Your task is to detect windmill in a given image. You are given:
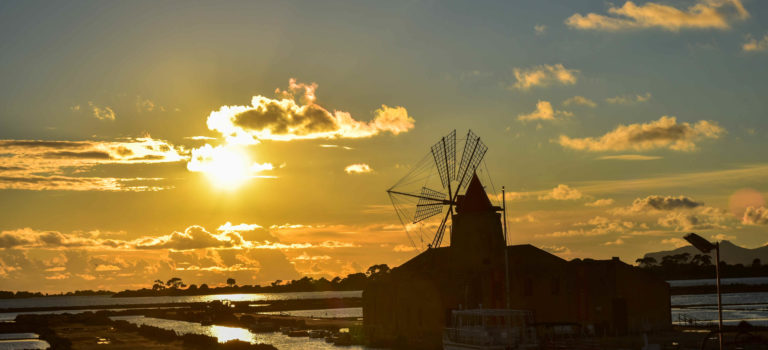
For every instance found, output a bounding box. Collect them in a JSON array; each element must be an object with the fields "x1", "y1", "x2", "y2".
[{"x1": 387, "y1": 129, "x2": 489, "y2": 251}]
